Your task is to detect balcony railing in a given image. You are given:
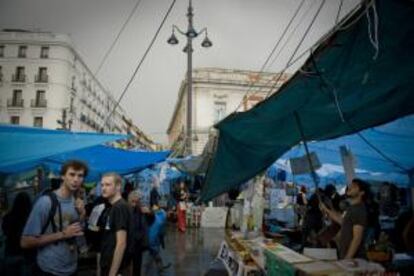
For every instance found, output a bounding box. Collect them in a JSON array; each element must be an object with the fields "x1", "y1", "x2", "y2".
[
  {"x1": 12, "y1": 74, "x2": 26, "y2": 82},
  {"x1": 7, "y1": 98, "x2": 24, "y2": 107},
  {"x1": 35, "y1": 74, "x2": 49, "y2": 83},
  {"x1": 30, "y1": 99, "x2": 47, "y2": 108}
]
